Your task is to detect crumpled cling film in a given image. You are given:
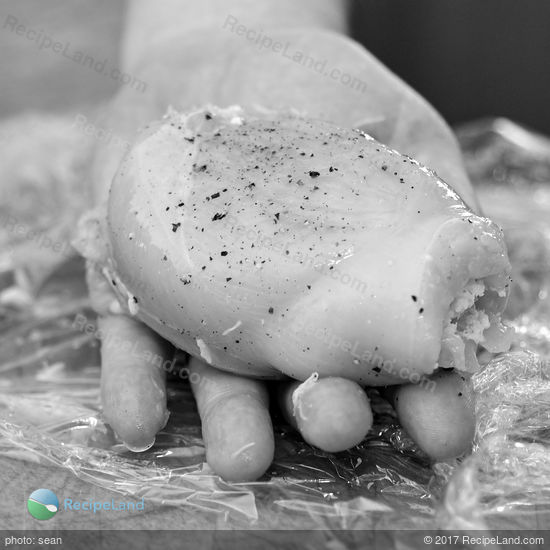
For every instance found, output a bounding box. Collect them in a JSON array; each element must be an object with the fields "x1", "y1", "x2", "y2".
[{"x1": 0, "y1": 114, "x2": 549, "y2": 534}]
